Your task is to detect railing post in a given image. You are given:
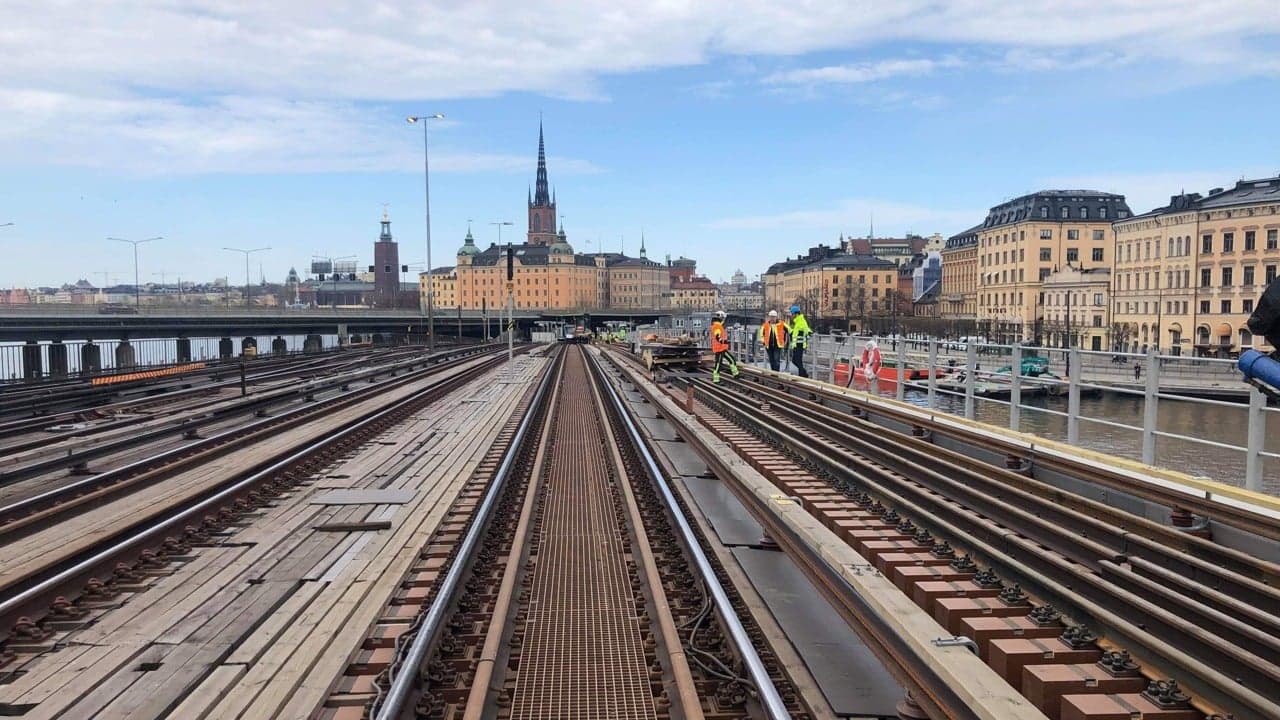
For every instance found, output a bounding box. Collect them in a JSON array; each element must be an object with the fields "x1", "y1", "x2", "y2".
[
  {"x1": 964, "y1": 342, "x2": 976, "y2": 420},
  {"x1": 896, "y1": 339, "x2": 906, "y2": 401},
  {"x1": 1067, "y1": 347, "x2": 1080, "y2": 445},
  {"x1": 1142, "y1": 347, "x2": 1159, "y2": 465},
  {"x1": 927, "y1": 339, "x2": 938, "y2": 410},
  {"x1": 1245, "y1": 385, "x2": 1265, "y2": 492},
  {"x1": 1010, "y1": 342, "x2": 1022, "y2": 432}
]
